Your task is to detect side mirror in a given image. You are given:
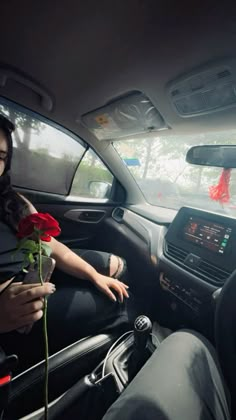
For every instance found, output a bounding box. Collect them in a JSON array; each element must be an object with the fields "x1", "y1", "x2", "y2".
[{"x1": 88, "y1": 181, "x2": 112, "y2": 198}]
